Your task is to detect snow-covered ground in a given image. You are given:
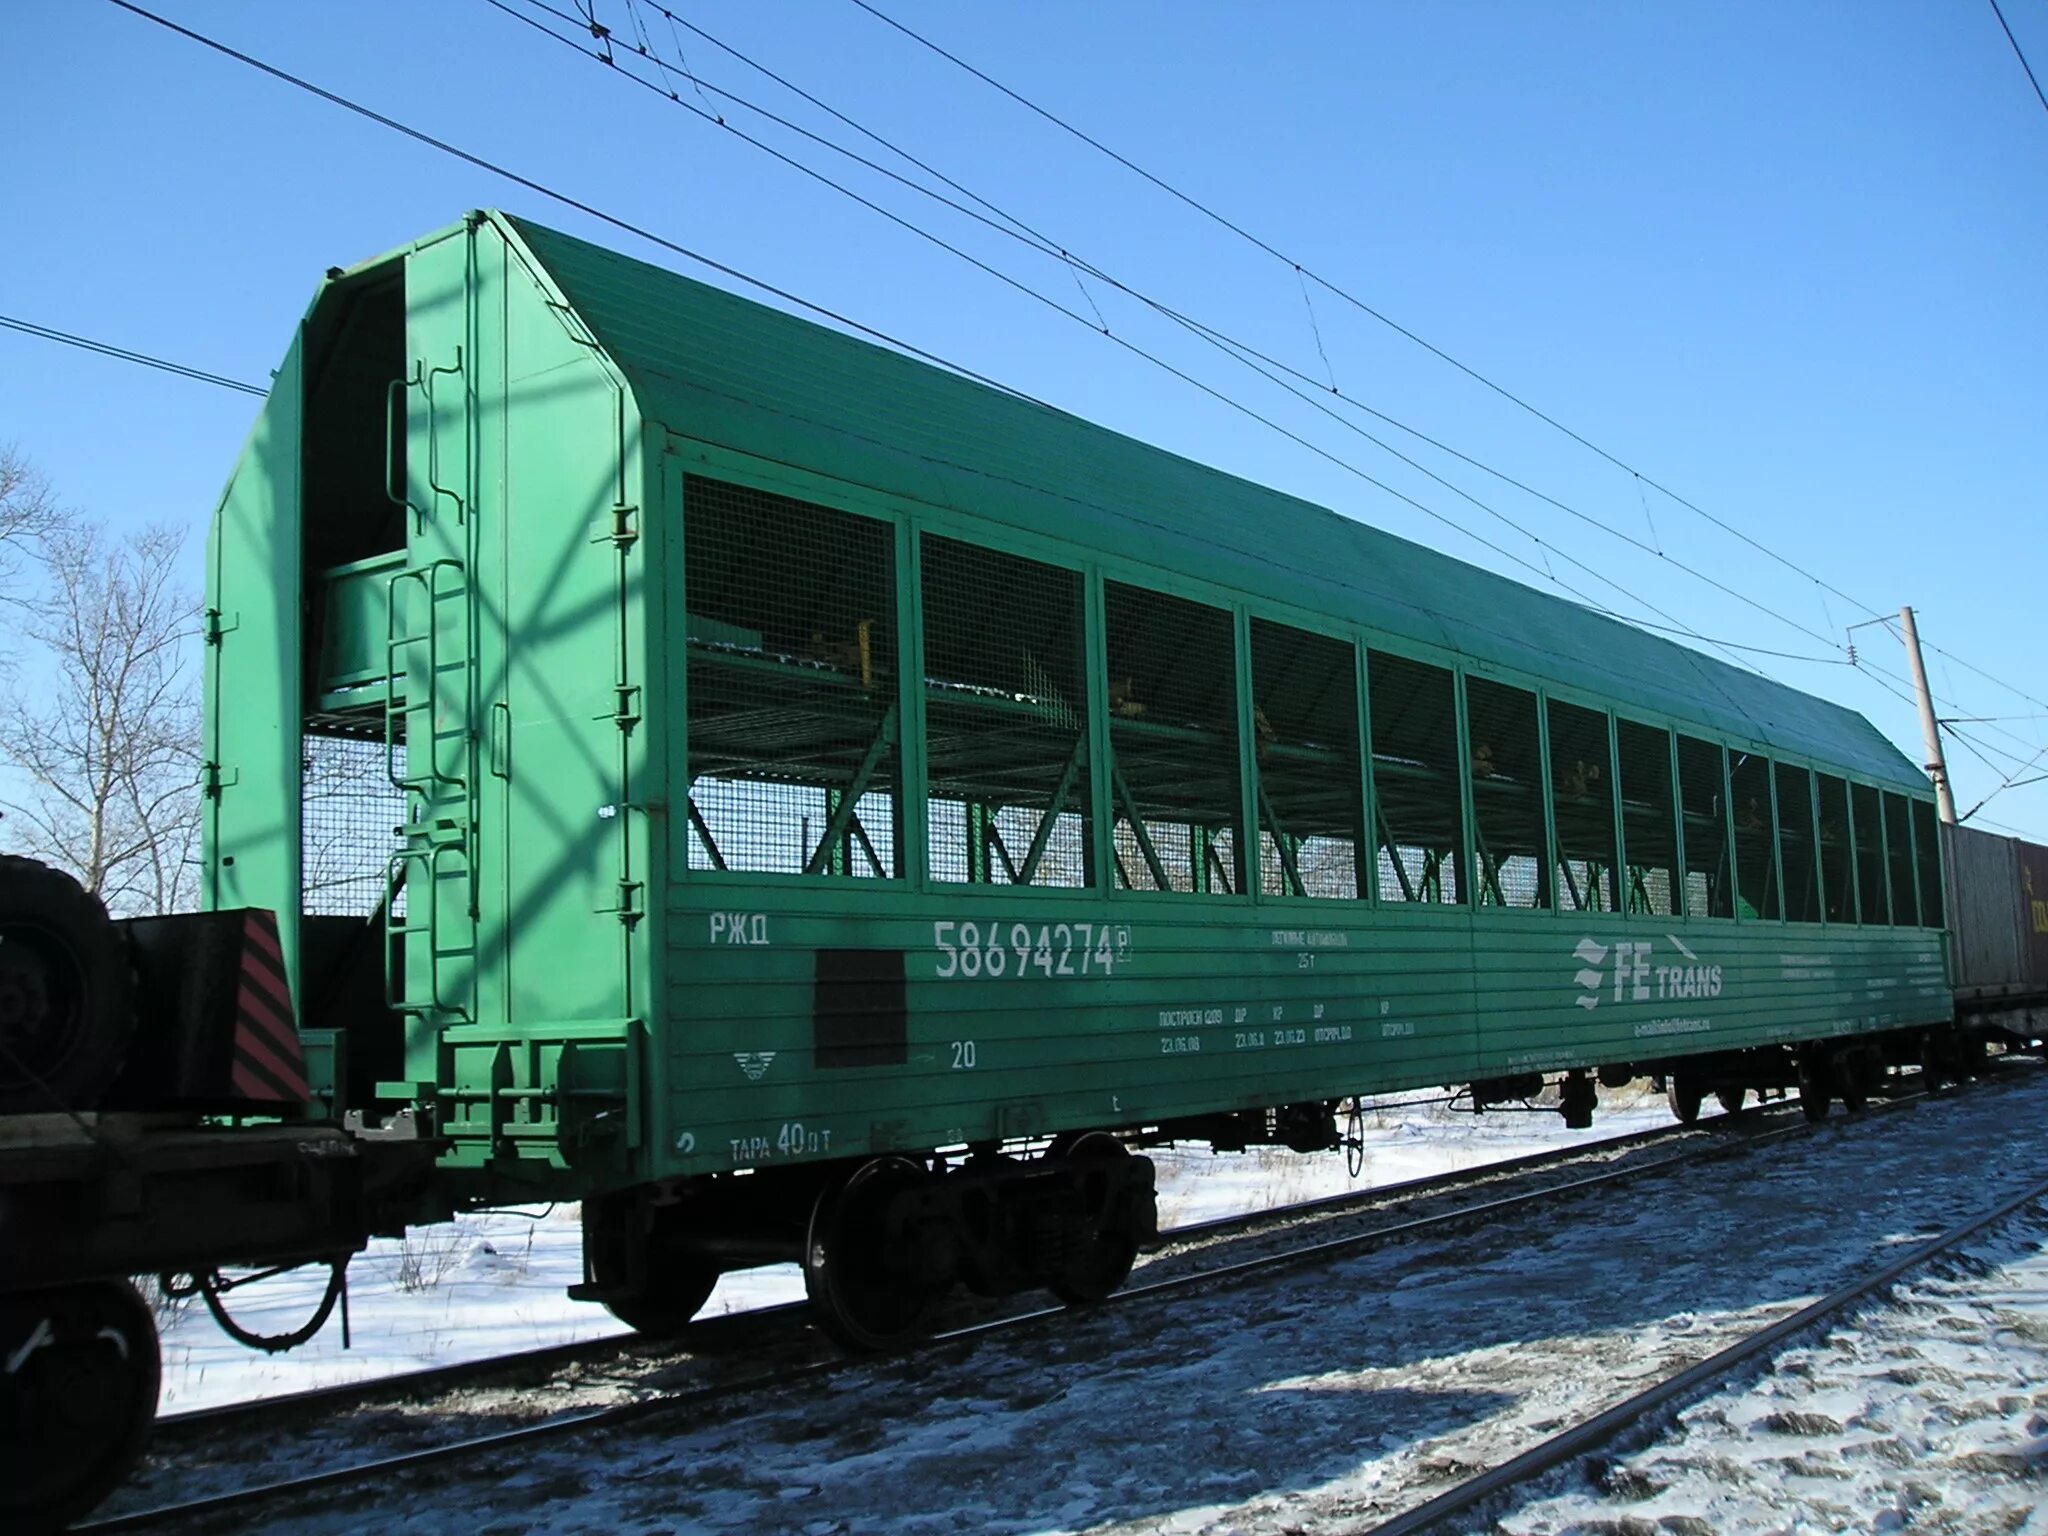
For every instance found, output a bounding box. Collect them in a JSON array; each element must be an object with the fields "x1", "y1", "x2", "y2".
[
  {"x1": 143, "y1": 1068, "x2": 2047, "y2": 1535},
  {"x1": 153, "y1": 1088, "x2": 1675, "y2": 1412},
  {"x1": 1497, "y1": 1212, "x2": 2048, "y2": 1535}
]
